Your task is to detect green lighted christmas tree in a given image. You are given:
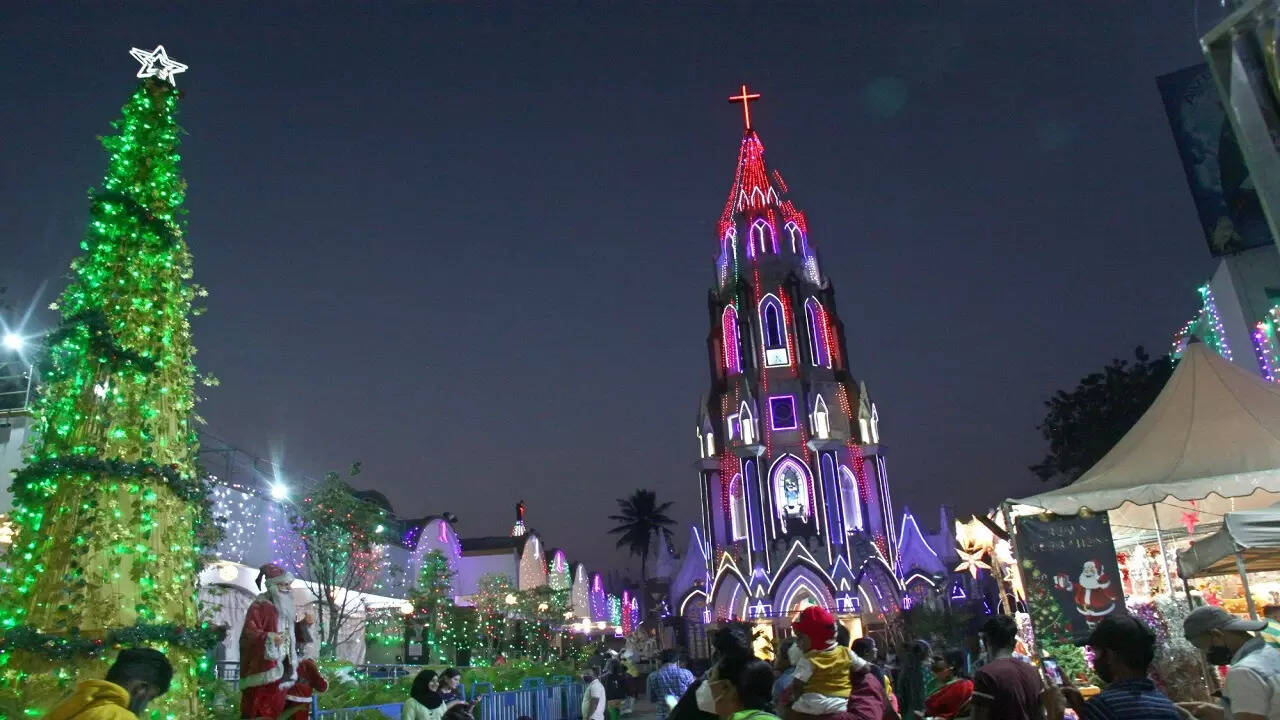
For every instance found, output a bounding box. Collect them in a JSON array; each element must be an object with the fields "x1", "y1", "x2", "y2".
[
  {"x1": 0, "y1": 49, "x2": 217, "y2": 716},
  {"x1": 407, "y1": 550, "x2": 457, "y2": 663}
]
